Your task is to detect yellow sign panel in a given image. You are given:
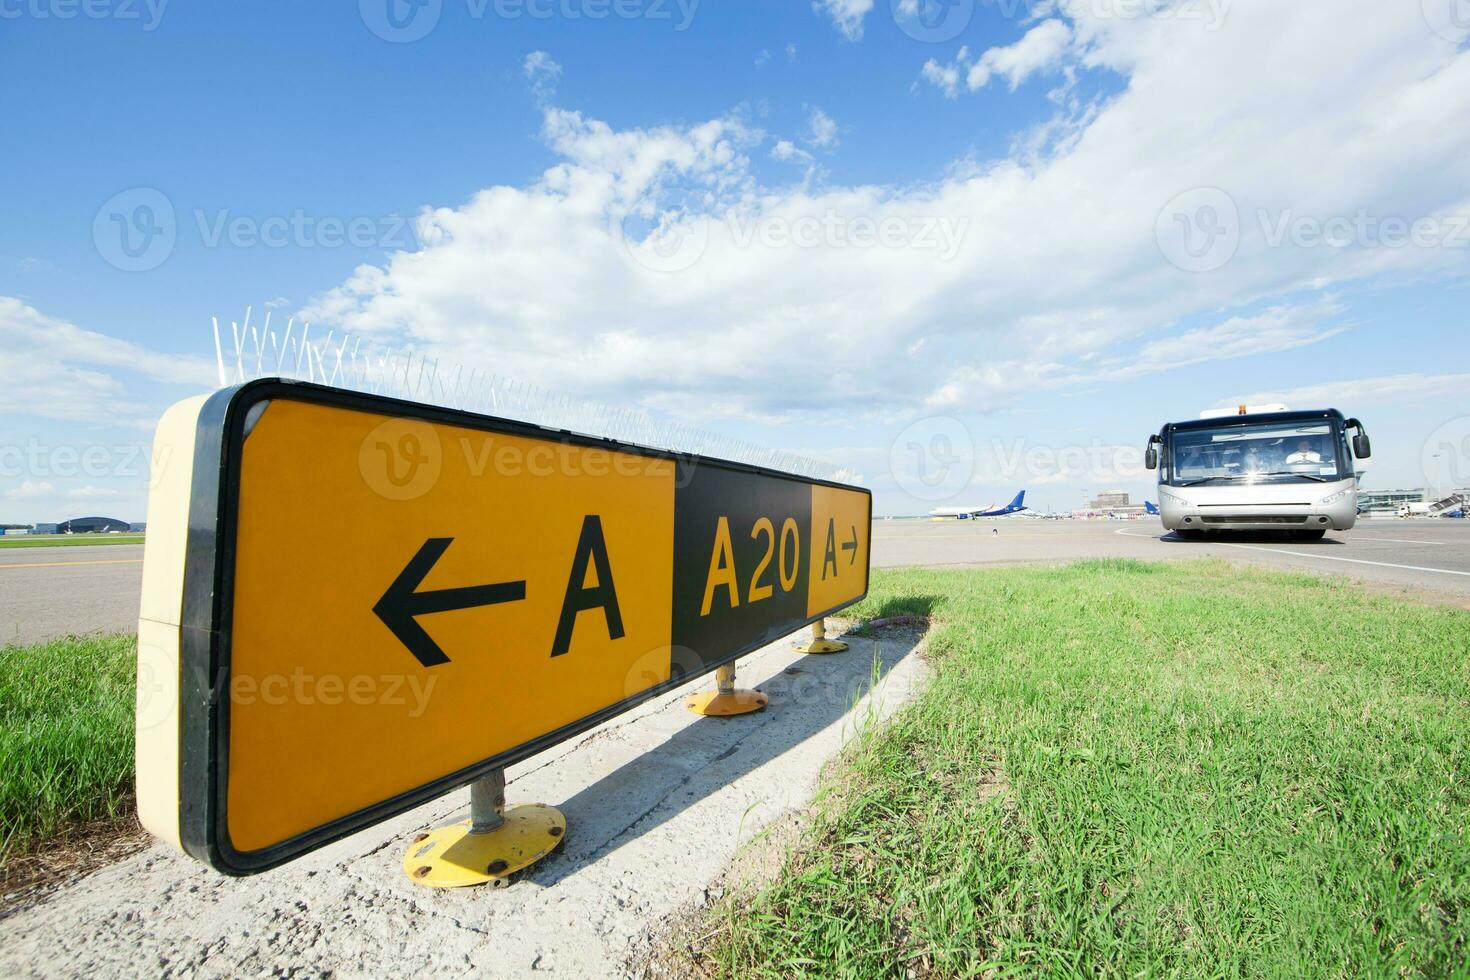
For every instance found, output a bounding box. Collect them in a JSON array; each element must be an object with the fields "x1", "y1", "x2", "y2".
[
  {"x1": 808, "y1": 484, "x2": 871, "y2": 618},
  {"x1": 136, "y1": 381, "x2": 869, "y2": 873}
]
